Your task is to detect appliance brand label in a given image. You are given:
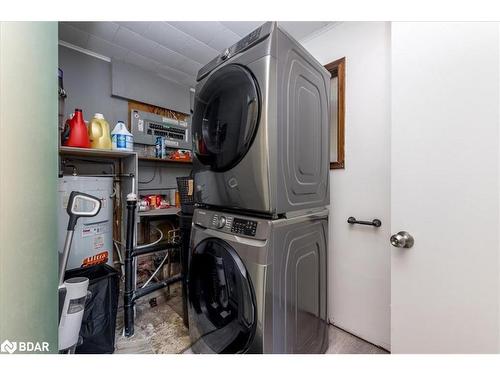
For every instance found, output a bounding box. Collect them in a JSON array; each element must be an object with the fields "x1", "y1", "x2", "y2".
[
  {"x1": 82, "y1": 221, "x2": 109, "y2": 238},
  {"x1": 82, "y1": 251, "x2": 109, "y2": 267}
]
